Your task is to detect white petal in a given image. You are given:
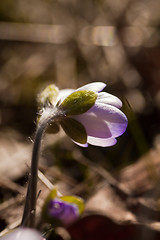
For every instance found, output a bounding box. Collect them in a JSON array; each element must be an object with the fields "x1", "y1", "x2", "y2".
[
  {"x1": 72, "y1": 140, "x2": 88, "y2": 147},
  {"x1": 87, "y1": 136, "x2": 117, "y2": 147},
  {"x1": 56, "y1": 82, "x2": 106, "y2": 105},
  {"x1": 1, "y1": 228, "x2": 44, "y2": 240},
  {"x1": 73, "y1": 113, "x2": 112, "y2": 138},
  {"x1": 76, "y1": 82, "x2": 106, "y2": 92},
  {"x1": 97, "y1": 92, "x2": 122, "y2": 108},
  {"x1": 87, "y1": 103, "x2": 128, "y2": 138}
]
